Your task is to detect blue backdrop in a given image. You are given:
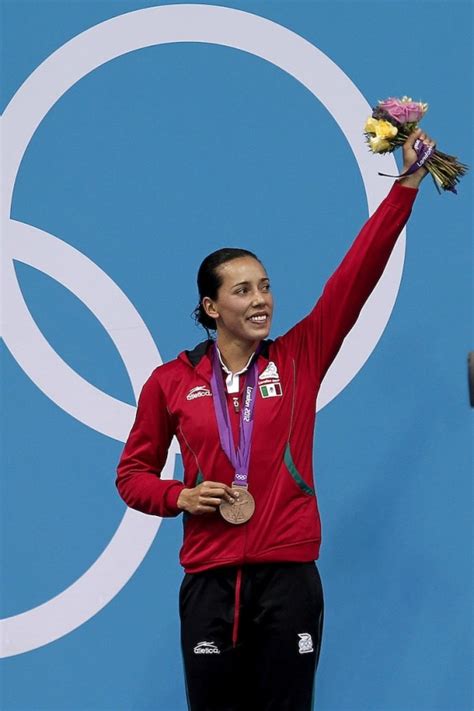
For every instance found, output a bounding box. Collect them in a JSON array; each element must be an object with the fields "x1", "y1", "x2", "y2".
[{"x1": 1, "y1": 1, "x2": 472, "y2": 710}]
